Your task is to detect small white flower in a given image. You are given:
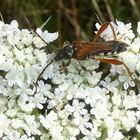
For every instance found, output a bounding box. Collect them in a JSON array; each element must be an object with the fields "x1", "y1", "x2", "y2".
[
  {"x1": 136, "y1": 61, "x2": 140, "y2": 73},
  {"x1": 33, "y1": 36, "x2": 46, "y2": 49},
  {"x1": 130, "y1": 37, "x2": 140, "y2": 53},
  {"x1": 36, "y1": 28, "x2": 58, "y2": 43},
  {"x1": 111, "y1": 108, "x2": 121, "y2": 119},
  {"x1": 68, "y1": 99, "x2": 87, "y2": 116},
  {"x1": 123, "y1": 94, "x2": 138, "y2": 110},
  {"x1": 52, "y1": 73, "x2": 67, "y2": 84},
  {"x1": 116, "y1": 20, "x2": 135, "y2": 40},
  {"x1": 11, "y1": 118, "x2": 26, "y2": 129},
  {"x1": 112, "y1": 92, "x2": 121, "y2": 106},
  {"x1": 39, "y1": 111, "x2": 58, "y2": 129},
  {"x1": 73, "y1": 75, "x2": 83, "y2": 84},
  {"x1": 0, "y1": 54, "x2": 6, "y2": 64},
  {"x1": 58, "y1": 82, "x2": 69, "y2": 91},
  {"x1": 90, "y1": 97, "x2": 110, "y2": 119},
  {"x1": 20, "y1": 29, "x2": 33, "y2": 46},
  {"x1": 108, "y1": 130, "x2": 124, "y2": 140},
  {"x1": 73, "y1": 114, "x2": 92, "y2": 135},
  {"x1": 7, "y1": 29, "x2": 21, "y2": 46},
  {"x1": 120, "y1": 51, "x2": 138, "y2": 72},
  {"x1": 34, "y1": 49, "x2": 48, "y2": 65},
  {"x1": 85, "y1": 86, "x2": 106, "y2": 106},
  {"x1": 39, "y1": 84, "x2": 54, "y2": 100},
  {"x1": 39, "y1": 110, "x2": 63, "y2": 139},
  {"x1": 2, "y1": 129, "x2": 21, "y2": 140},
  {"x1": 120, "y1": 111, "x2": 136, "y2": 131},
  {"x1": 82, "y1": 124, "x2": 101, "y2": 139},
  {"x1": 18, "y1": 94, "x2": 35, "y2": 112},
  {"x1": 105, "y1": 117, "x2": 115, "y2": 130},
  {"x1": 10, "y1": 20, "x2": 19, "y2": 29},
  {"x1": 66, "y1": 127, "x2": 80, "y2": 136},
  {"x1": 0, "y1": 96, "x2": 7, "y2": 107},
  {"x1": 0, "y1": 114, "x2": 11, "y2": 138},
  {"x1": 20, "y1": 135, "x2": 35, "y2": 140},
  {"x1": 86, "y1": 71, "x2": 102, "y2": 86},
  {"x1": 6, "y1": 109, "x2": 18, "y2": 117},
  {"x1": 33, "y1": 28, "x2": 58, "y2": 49},
  {"x1": 24, "y1": 115, "x2": 41, "y2": 136}
]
